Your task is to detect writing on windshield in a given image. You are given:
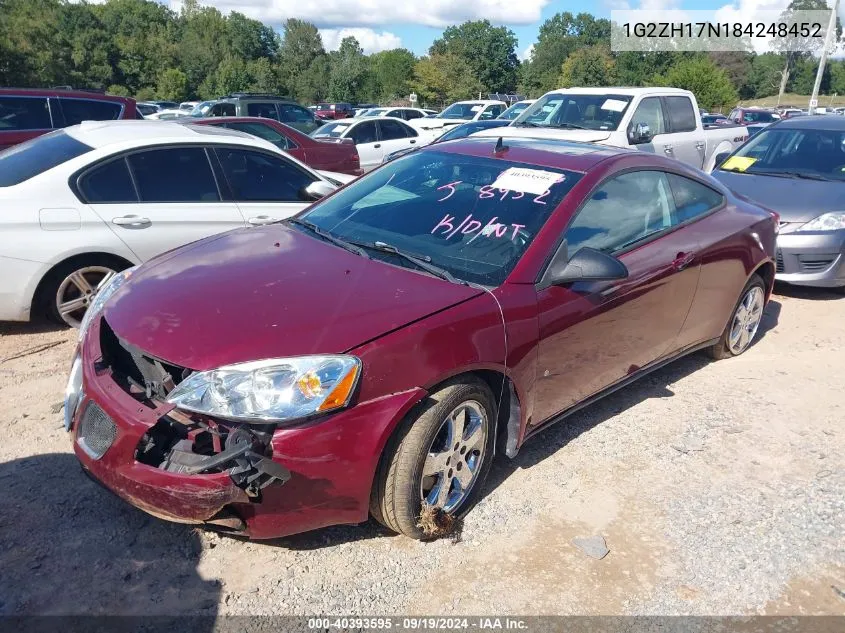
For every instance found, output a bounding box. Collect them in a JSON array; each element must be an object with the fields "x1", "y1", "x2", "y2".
[{"x1": 515, "y1": 94, "x2": 633, "y2": 131}]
